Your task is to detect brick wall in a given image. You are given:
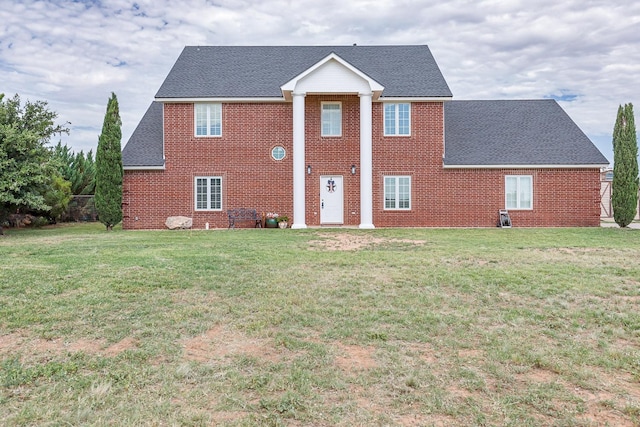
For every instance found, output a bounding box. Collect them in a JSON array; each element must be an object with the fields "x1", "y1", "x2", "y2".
[{"x1": 122, "y1": 99, "x2": 602, "y2": 229}]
